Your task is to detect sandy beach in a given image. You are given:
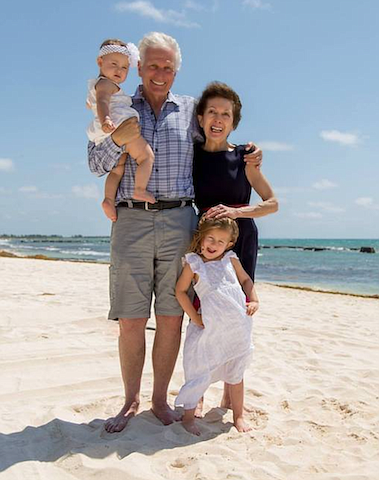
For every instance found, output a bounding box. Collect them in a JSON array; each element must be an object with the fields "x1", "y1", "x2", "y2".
[{"x1": 0, "y1": 256, "x2": 378, "y2": 479}]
